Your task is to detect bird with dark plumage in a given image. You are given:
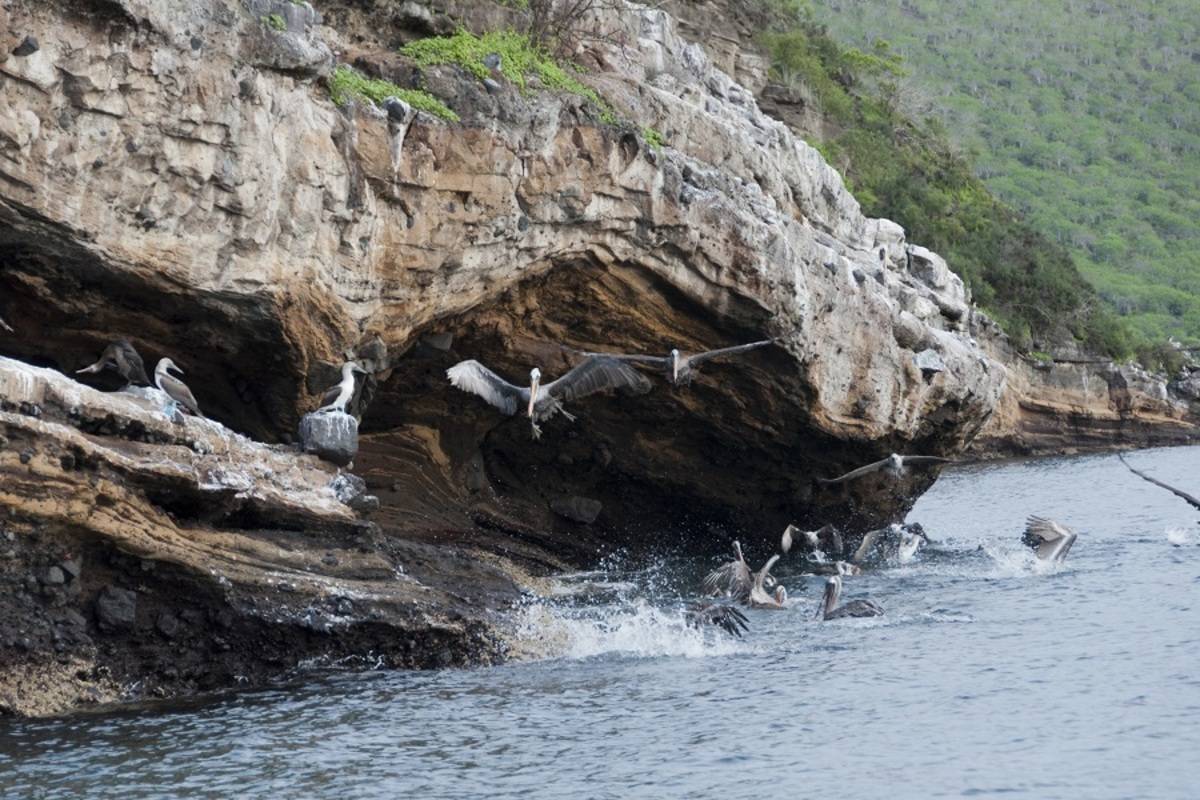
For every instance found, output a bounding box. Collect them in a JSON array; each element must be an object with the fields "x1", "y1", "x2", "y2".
[
  {"x1": 1118, "y1": 453, "x2": 1200, "y2": 514},
  {"x1": 1022, "y1": 516, "x2": 1077, "y2": 563},
  {"x1": 154, "y1": 357, "x2": 202, "y2": 417},
  {"x1": 578, "y1": 339, "x2": 775, "y2": 386},
  {"x1": 446, "y1": 355, "x2": 651, "y2": 439},
  {"x1": 76, "y1": 339, "x2": 150, "y2": 388},
  {"x1": 685, "y1": 602, "x2": 749, "y2": 637},
  {"x1": 781, "y1": 522, "x2": 845, "y2": 558},
  {"x1": 816, "y1": 575, "x2": 883, "y2": 620},
  {"x1": 817, "y1": 453, "x2": 955, "y2": 486}
]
